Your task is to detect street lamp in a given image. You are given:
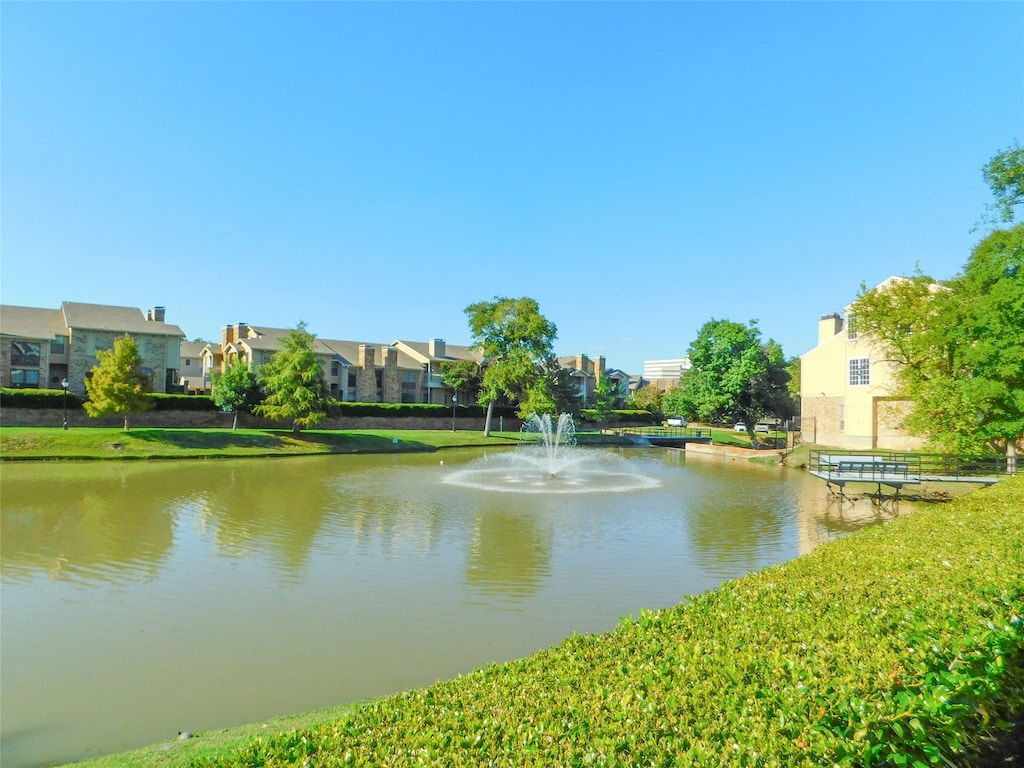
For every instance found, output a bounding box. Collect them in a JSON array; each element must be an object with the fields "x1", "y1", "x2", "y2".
[
  {"x1": 451, "y1": 394, "x2": 458, "y2": 432},
  {"x1": 61, "y1": 377, "x2": 70, "y2": 430}
]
